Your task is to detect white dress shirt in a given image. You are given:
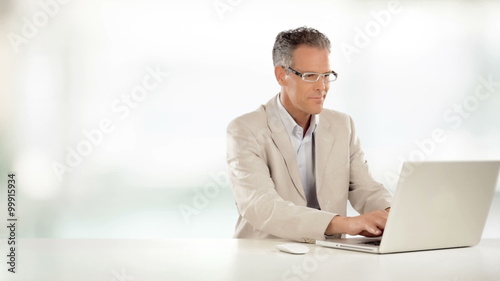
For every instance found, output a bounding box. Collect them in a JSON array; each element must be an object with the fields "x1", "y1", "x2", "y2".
[{"x1": 276, "y1": 95, "x2": 320, "y2": 209}]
